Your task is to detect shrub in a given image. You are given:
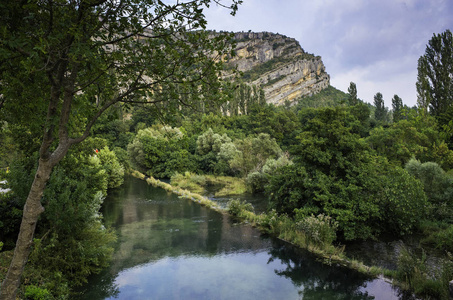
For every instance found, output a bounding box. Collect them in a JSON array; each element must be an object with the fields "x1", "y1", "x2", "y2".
[
  {"x1": 257, "y1": 209, "x2": 279, "y2": 232},
  {"x1": 227, "y1": 199, "x2": 254, "y2": 217},
  {"x1": 405, "y1": 158, "x2": 453, "y2": 205},
  {"x1": 396, "y1": 246, "x2": 452, "y2": 299},
  {"x1": 245, "y1": 154, "x2": 293, "y2": 194},
  {"x1": 230, "y1": 133, "x2": 282, "y2": 177},
  {"x1": 245, "y1": 171, "x2": 267, "y2": 193},
  {"x1": 267, "y1": 107, "x2": 428, "y2": 240},
  {"x1": 423, "y1": 224, "x2": 453, "y2": 251},
  {"x1": 97, "y1": 146, "x2": 125, "y2": 189},
  {"x1": 24, "y1": 285, "x2": 52, "y2": 300},
  {"x1": 128, "y1": 125, "x2": 196, "y2": 178},
  {"x1": 296, "y1": 214, "x2": 338, "y2": 247}
]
